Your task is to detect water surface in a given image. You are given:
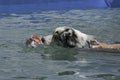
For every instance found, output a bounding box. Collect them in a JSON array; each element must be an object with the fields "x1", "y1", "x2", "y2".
[{"x1": 0, "y1": 9, "x2": 120, "y2": 80}]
